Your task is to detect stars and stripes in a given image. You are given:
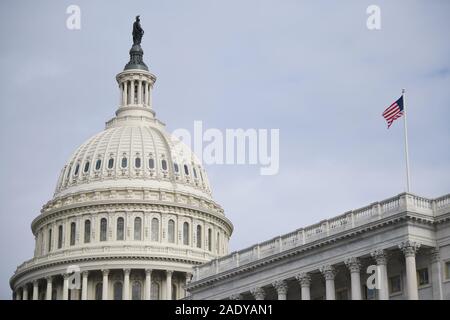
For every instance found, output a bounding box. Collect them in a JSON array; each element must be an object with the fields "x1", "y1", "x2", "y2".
[{"x1": 382, "y1": 96, "x2": 404, "y2": 128}]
